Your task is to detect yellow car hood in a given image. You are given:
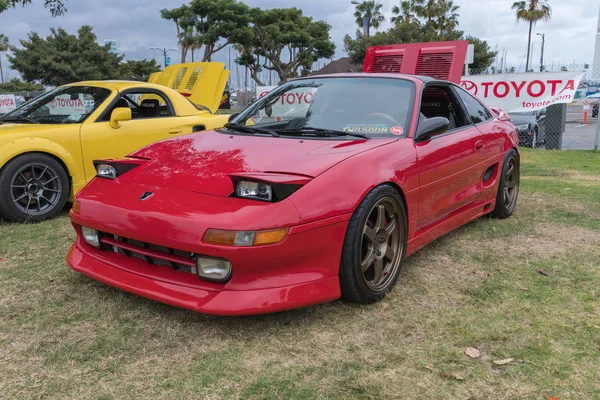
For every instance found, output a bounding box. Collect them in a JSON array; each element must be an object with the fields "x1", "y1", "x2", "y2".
[{"x1": 148, "y1": 62, "x2": 230, "y2": 114}]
